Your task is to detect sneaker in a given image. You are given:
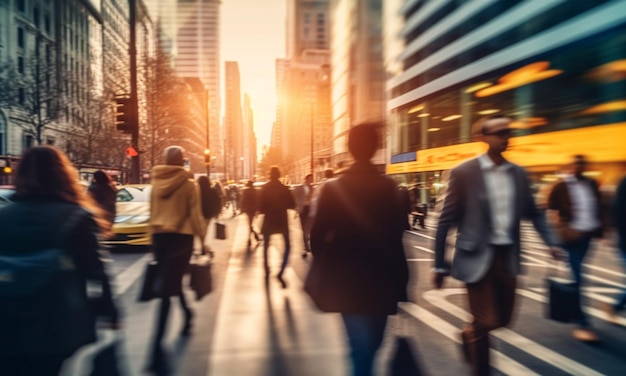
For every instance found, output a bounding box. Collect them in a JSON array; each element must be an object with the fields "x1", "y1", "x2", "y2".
[
  {"x1": 600, "y1": 302, "x2": 620, "y2": 325},
  {"x1": 571, "y1": 328, "x2": 599, "y2": 342}
]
